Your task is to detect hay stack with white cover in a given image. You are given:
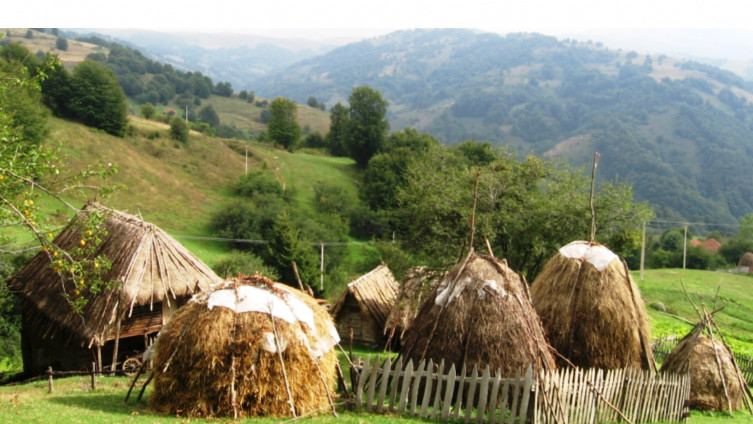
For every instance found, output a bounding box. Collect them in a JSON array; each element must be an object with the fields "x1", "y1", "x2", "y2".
[
  {"x1": 530, "y1": 241, "x2": 655, "y2": 370},
  {"x1": 149, "y1": 273, "x2": 339, "y2": 418}
]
